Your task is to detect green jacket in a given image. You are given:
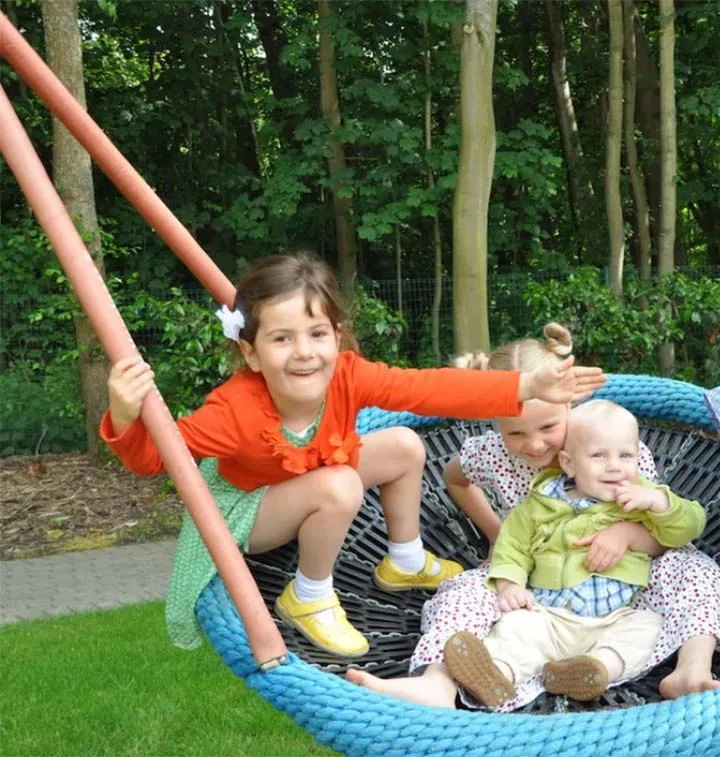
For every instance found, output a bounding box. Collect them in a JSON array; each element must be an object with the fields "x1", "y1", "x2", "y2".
[{"x1": 487, "y1": 470, "x2": 706, "y2": 592}]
